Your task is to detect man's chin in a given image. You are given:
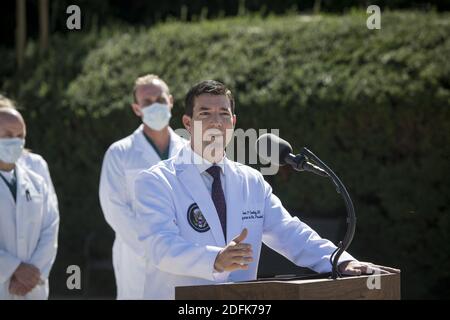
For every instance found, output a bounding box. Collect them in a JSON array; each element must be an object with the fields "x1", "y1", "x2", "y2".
[{"x1": 202, "y1": 142, "x2": 225, "y2": 163}]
